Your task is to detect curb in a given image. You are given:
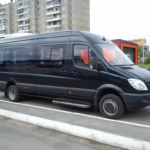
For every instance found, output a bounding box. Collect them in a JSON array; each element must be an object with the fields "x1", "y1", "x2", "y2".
[{"x1": 0, "y1": 108, "x2": 150, "y2": 150}]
